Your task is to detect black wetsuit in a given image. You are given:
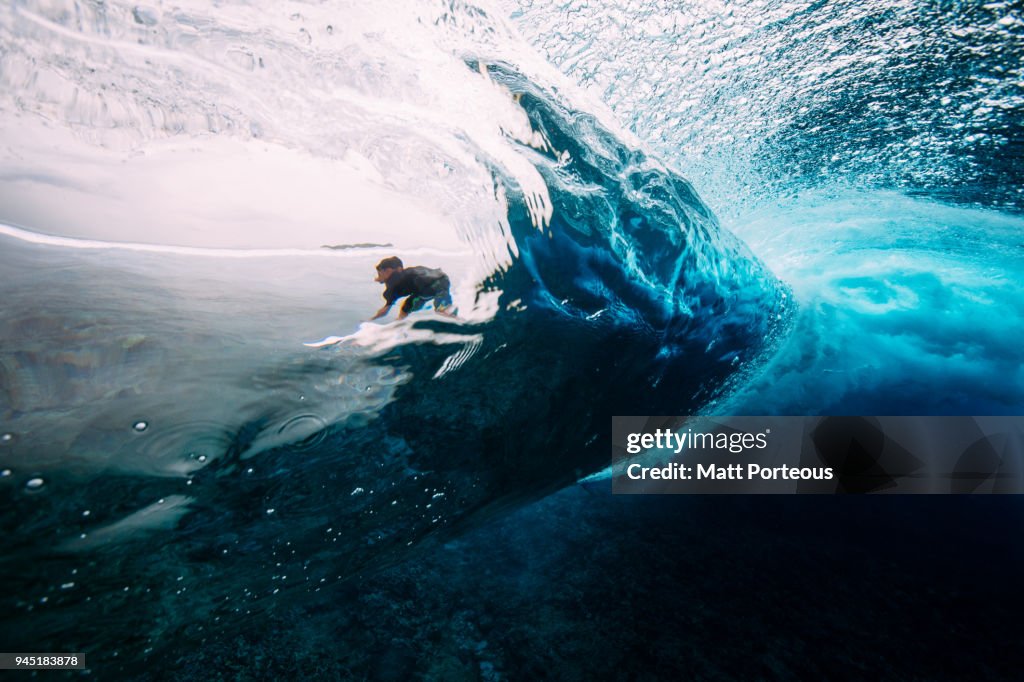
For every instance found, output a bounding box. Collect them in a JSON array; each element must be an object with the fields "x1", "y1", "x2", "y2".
[{"x1": 383, "y1": 266, "x2": 452, "y2": 314}]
